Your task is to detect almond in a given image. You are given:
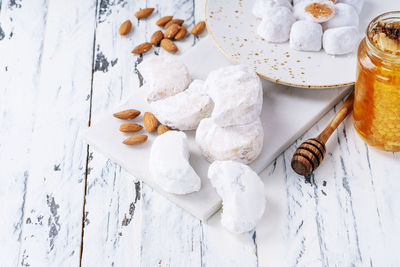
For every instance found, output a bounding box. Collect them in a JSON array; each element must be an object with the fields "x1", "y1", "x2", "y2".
[
  {"x1": 132, "y1": 42, "x2": 153, "y2": 54},
  {"x1": 174, "y1": 26, "x2": 187, "y2": 40},
  {"x1": 191, "y1": 21, "x2": 206, "y2": 35},
  {"x1": 144, "y1": 112, "x2": 158, "y2": 133},
  {"x1": 123, "y1": 134, "x2": 148, "y2": 145},
  {"x1": 164, "y1": 24, "x2": 180, "y2": 39},
  {"x1": 135, "y1": 8, "x2": 154, "y2": 19},
  {"x1": 157, "y1": 124, "x2": 170, "y2": 135},
  {"x1": 160, "y1": 39, "x2": 178, "y2": 53},
  {"x1": 164, "y1": 19, "x2": 184, "y2": 29},
  {"x1": 156, "y1": 15, "x2": 173, "y2": 26},
  {"x1": 119, "y1": 20, "x2": 132, "y2": 35},
  {"x1": 113, "y1": 109, "x2": 140, "y2": 120},
  {"x1": 119, "y1": 123, "x2": 143, "y2": 133},
  {"x1": 150, "y1": 30, "x2": 164, "y2": 45}
]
